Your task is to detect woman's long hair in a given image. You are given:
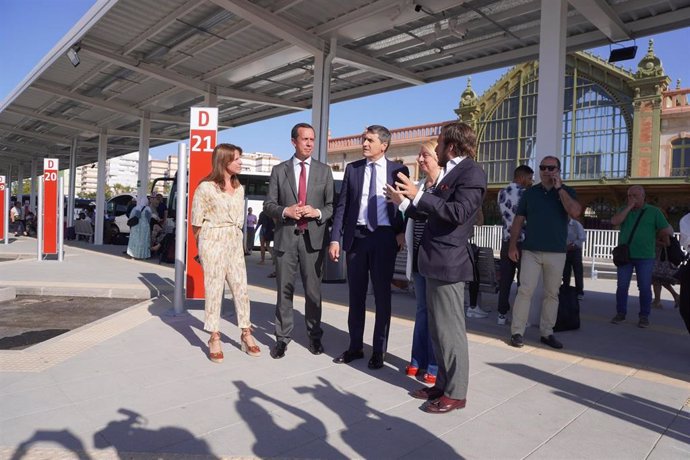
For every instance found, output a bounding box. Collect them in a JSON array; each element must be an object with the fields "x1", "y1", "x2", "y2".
[{"x1": 201, "y1": 143, "x2": 242, "y2": 191}]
